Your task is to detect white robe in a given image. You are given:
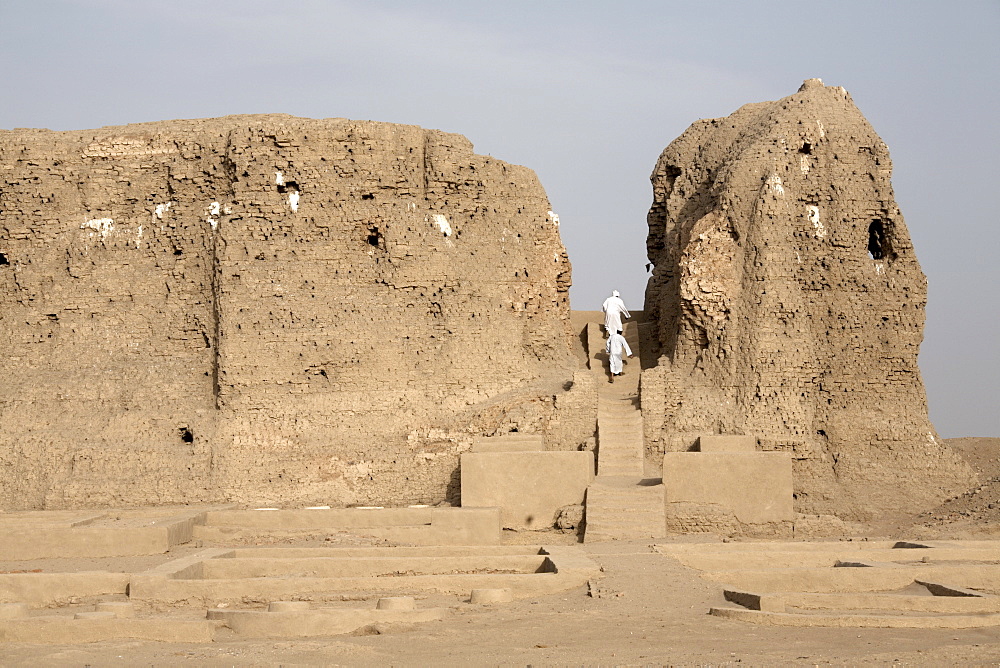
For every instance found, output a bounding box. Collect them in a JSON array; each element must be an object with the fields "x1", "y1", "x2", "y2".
[
  {"x1": 602, "y1": 295, "x2": 630, "y2": 334},
  {"x1": 605, "y1": 333, "x2": 632, "y2": 374}
]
